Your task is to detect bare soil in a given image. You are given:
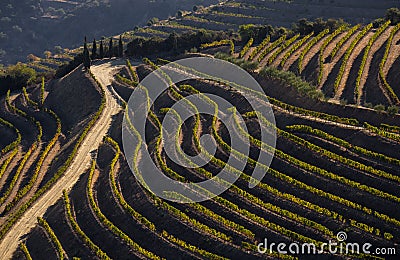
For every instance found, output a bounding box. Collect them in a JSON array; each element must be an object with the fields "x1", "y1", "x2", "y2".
[{"x1": 334, "y1": 31, "x2": 375, "y2": 100}]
